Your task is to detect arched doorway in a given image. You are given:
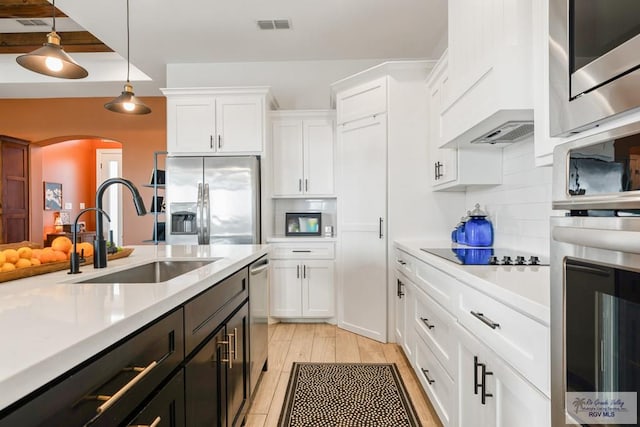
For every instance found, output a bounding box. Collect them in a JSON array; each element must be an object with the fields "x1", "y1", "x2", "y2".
[{"x1": 34, "y1": 137, "x2": 123, "y2": 246}]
